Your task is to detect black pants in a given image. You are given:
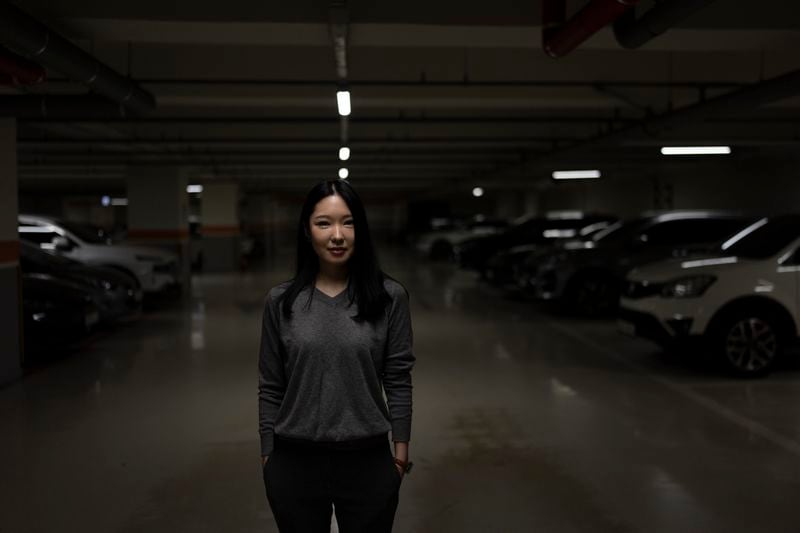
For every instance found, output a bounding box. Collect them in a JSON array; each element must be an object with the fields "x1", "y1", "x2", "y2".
[{"x1": 262, "y1": 434, "x2": 402, "y2": 533}]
